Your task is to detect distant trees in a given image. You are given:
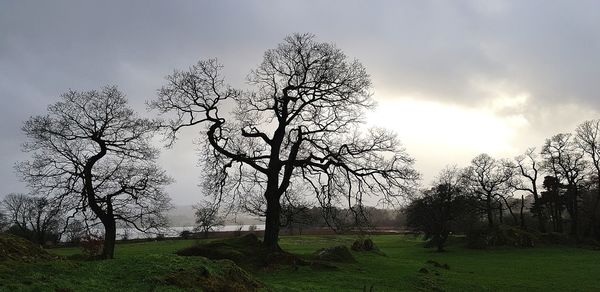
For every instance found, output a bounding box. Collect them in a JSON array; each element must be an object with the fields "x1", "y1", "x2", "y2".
[
  {"x1": 539, "y1": 175, "x2": 564, "y2": 232},
  {"x1": 64, "y1": 219, "x2": 86, "y2": 244},
  {"x1": 541, "y1": 133, "x2": 587, "y2": 236},
  {"x1": 193, "y1": 201, "x2": 225, "y2": 238},
  {"x1": 2, "y1": 193, "x2": 64, "y2": 245},
  {"x1": 17, "y1": 86, "x2": 172, "y2": 259},
  {"x1": 405, "y1": 118, "x2": 600, "y2": 246},
  {"x1": 575, "y1": 120, "x2": 600, "y2": 237},
  {"x1": 151, "y1": 33, "x2": 418, "y2": 250},
  {"x1": 461, "y1": 154, "x2": 514, "y2": 228},
  {"x1": 0, "y1": 211, "x2": 7, "y2": 231},
  {"x1": 407, "y1": 167, "x2": 475, "y2": 251}
]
